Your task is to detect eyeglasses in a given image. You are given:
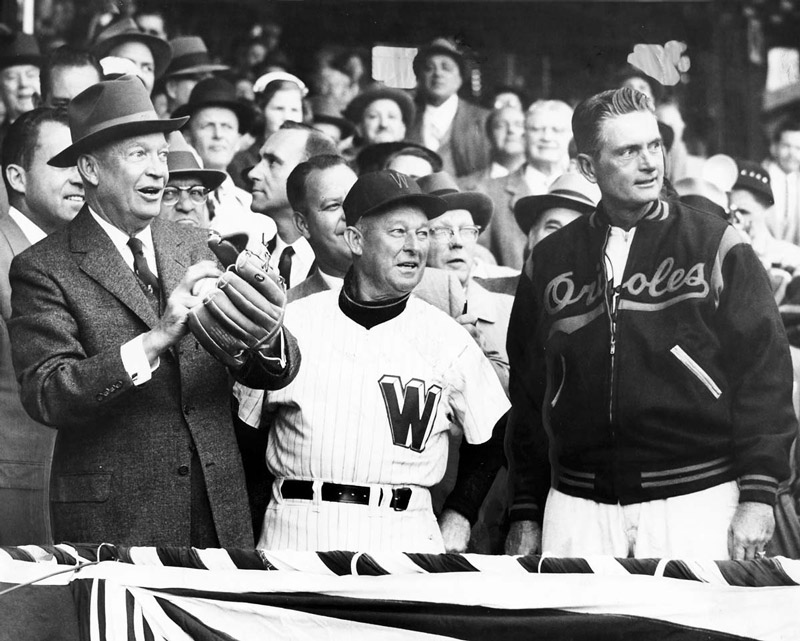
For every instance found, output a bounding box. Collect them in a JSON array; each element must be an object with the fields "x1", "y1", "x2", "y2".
[
  {"x1": 162, "y1": 186, "x2": 210, "y2": 205},
  {"x1": 429, "y1": 225, "x2": 481, "y2": 243}
]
